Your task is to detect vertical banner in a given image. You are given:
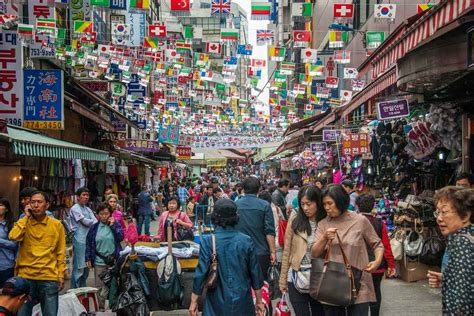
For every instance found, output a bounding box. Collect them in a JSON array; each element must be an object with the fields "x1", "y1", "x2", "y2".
[
  {"x1": 28, "y1": 0, "x2": 55, "y2": 58},
  {"x1": 70, "y1": 0, "x2": 92, "y2": 39},
  {"x1": 23, "y1": 69, "x2": 64, "y2": 130},
  {"x1": 126, "y1": 3, "x2": 146, "y2": 47},
  {"x1": 0, "y1": 31, "x2": 23, "y2": 126}
]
